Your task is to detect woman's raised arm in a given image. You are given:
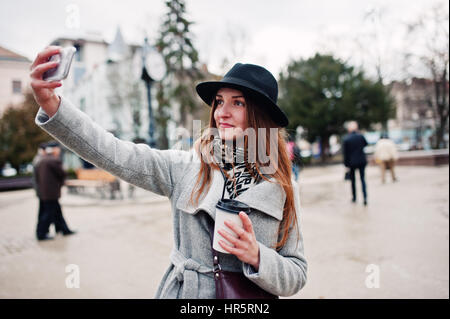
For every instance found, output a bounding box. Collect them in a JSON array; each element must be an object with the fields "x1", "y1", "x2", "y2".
[{"x1": 31, "y1": 47, "x2": 191, "y2": 198}]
